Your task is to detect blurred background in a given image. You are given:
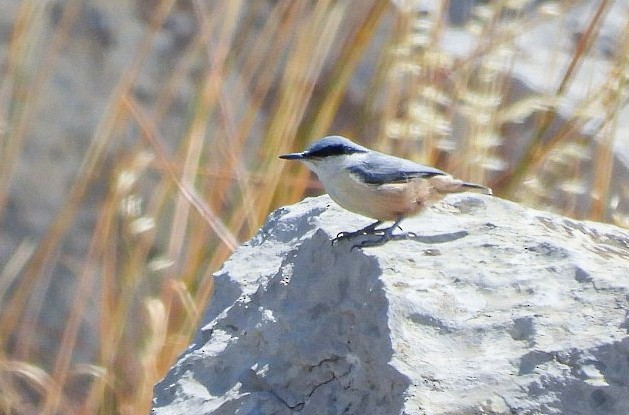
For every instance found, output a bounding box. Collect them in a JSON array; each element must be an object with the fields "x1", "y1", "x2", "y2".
[{"x1": 0, "y1": 0, "x2": 628, "y2": 413}]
